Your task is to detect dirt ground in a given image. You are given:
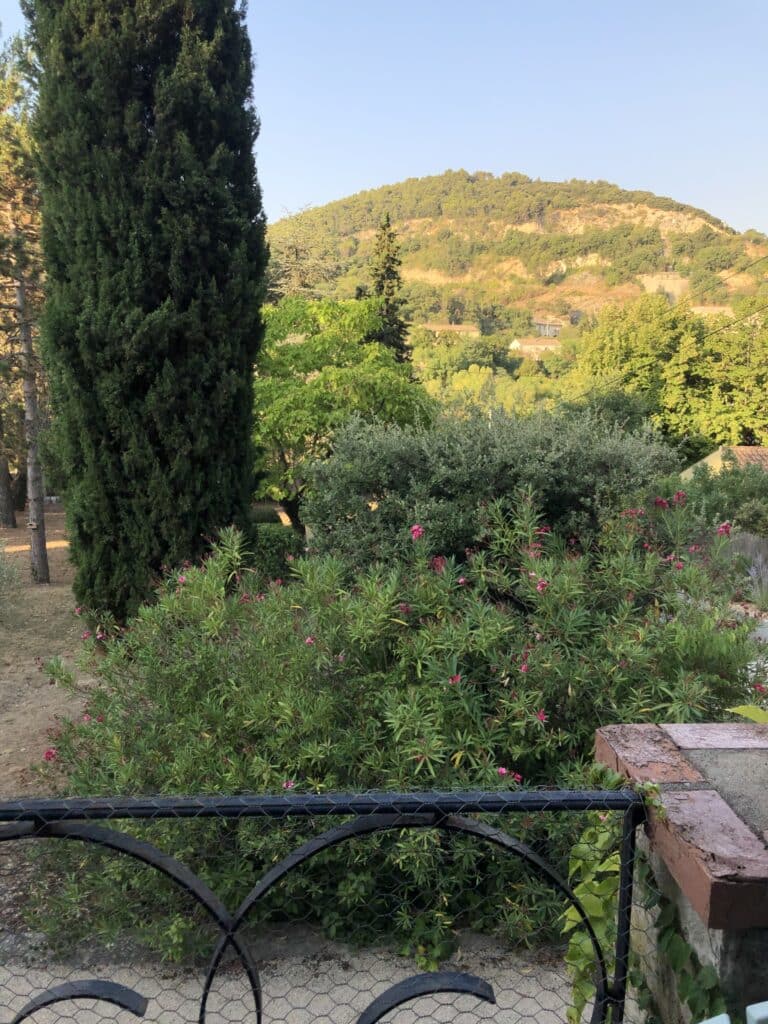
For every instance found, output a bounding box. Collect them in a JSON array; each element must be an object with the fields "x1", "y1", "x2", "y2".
[{"x1": 0, "y1": 510, "x2": 90, "y2": 799}]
